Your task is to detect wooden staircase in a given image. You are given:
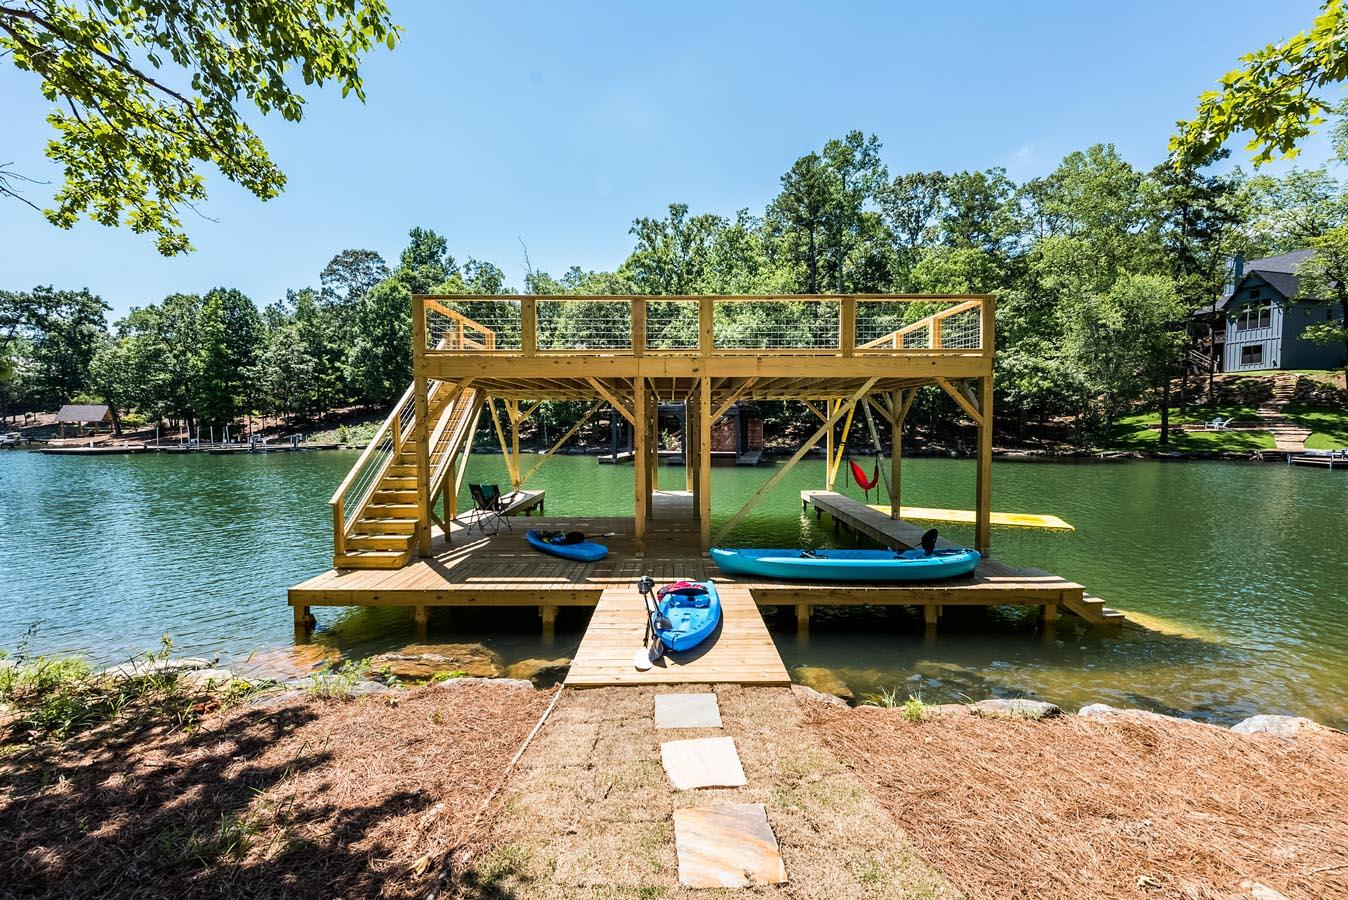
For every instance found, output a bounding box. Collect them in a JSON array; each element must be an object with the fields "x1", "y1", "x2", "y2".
[{"x1": 332, "y1": 383, "x2": 481, "y2": 569}]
